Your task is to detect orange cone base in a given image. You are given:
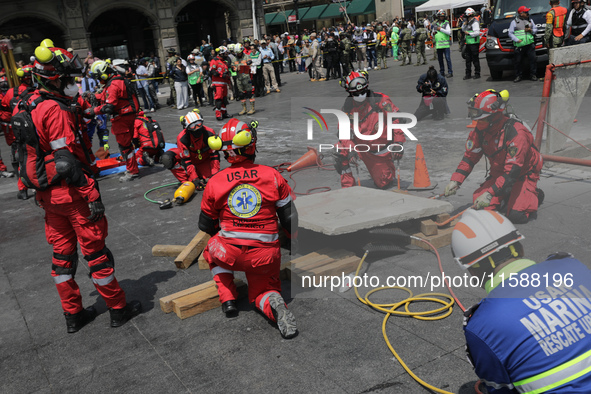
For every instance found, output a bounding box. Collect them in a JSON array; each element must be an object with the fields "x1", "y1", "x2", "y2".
[{"x1": 287, "y1": 147, "x2": 322, "y2": 172}]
